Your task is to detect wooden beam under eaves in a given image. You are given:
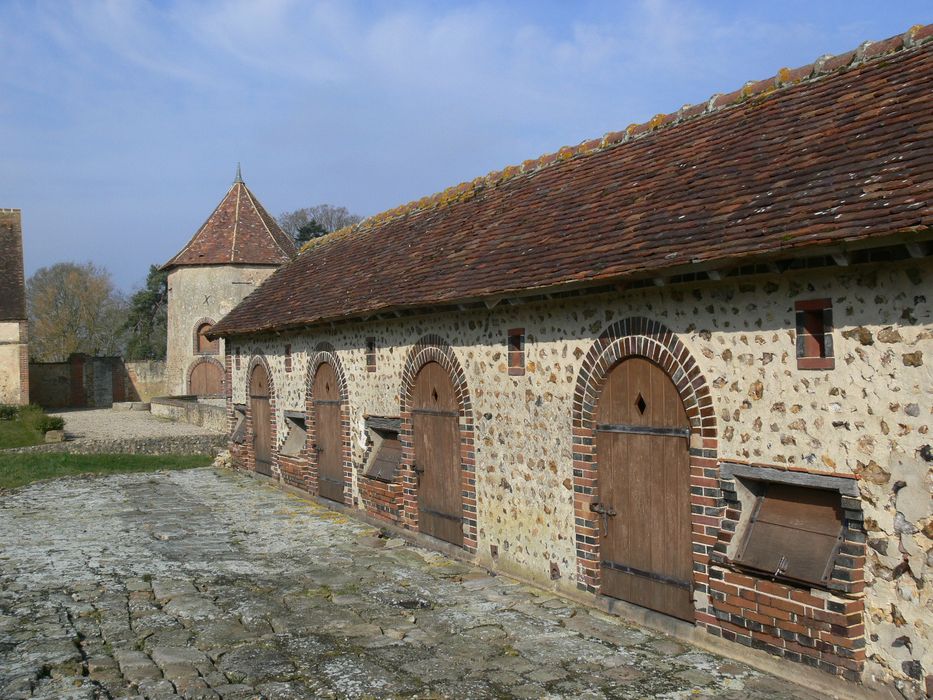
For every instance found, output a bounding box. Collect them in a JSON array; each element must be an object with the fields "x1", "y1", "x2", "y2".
[{"x1": 905, "y1": 242, "x2": 928, "y2": 258}]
